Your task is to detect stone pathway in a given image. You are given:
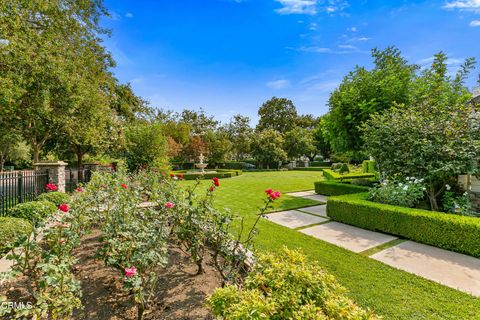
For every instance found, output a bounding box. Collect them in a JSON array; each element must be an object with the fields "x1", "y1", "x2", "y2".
[{"x1": 267, "y1": 190, "x2": 480, "y2": 297}]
